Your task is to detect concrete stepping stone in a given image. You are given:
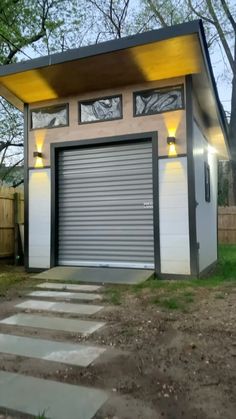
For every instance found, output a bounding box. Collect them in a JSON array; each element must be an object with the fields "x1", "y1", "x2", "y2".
[
  {"x1": 16, "y1": 300, "x2": 103, "y2": 315},
  {"x1": 0, "y1": 313, "x2": 105, "y2": 335},
  {"x1": 0, "y1": 371, "x2": 107, "y2": 419},
  {"x1": 28, "y1": 290, "x2": 102, "y2": 301},
  {"x1": 37, "y1": 282, "x2": 101, "y2": 292},
  {"x1": 0, "y1": 333, "x2": 106, "y2": 367}
]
